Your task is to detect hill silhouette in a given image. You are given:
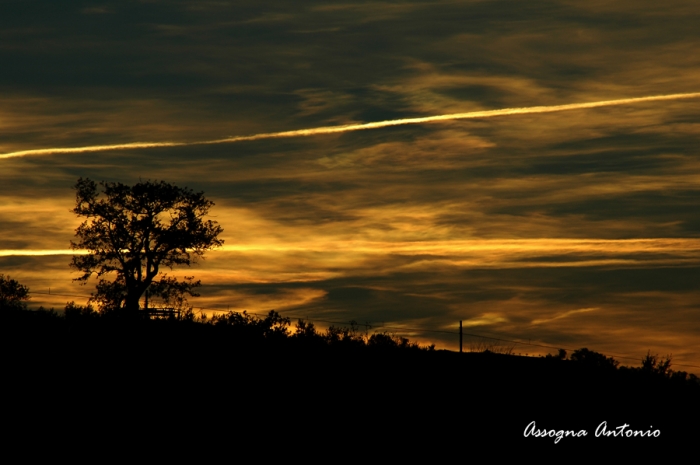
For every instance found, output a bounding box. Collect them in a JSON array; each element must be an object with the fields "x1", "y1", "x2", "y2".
[{"x1": 3, "y1": 305, "x2": 698, "y2": 456}]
